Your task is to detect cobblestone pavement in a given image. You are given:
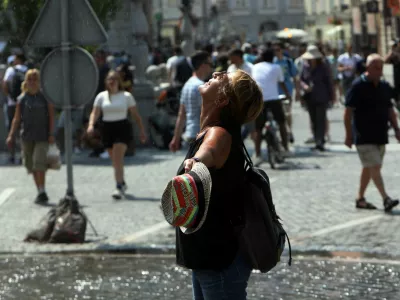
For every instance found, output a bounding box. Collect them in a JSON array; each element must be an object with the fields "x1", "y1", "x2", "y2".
[
  {"x1": 0, "y1": 254, "x2": 399, "y2": 299},
  {"x1": 0, "y1": 99, "x2": 400, "y2": 256}
]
